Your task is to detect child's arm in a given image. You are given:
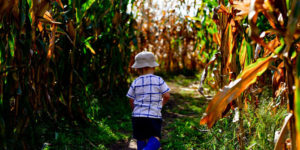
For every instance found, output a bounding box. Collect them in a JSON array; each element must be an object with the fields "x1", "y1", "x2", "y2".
[
  {"x1": 129, "y1": 98, "x2": 134, "y2": 110},
  {"x1": 162, "y1": 92, "x2": 170, "y2": 106}
]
